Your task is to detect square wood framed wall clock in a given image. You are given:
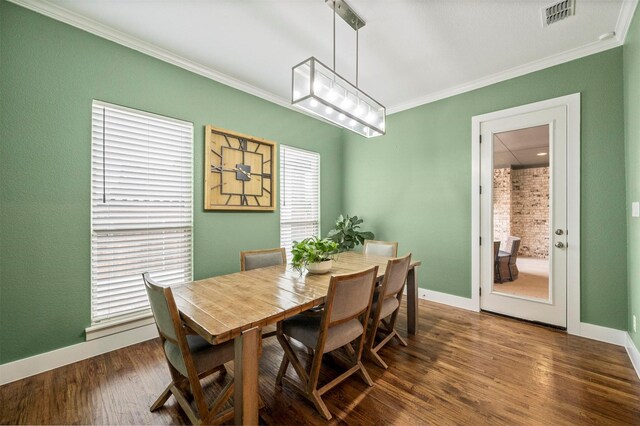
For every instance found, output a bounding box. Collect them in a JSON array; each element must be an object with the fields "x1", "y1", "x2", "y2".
[{"x1": 204, "y1": 125, "x2": 277, "y2": 211}]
